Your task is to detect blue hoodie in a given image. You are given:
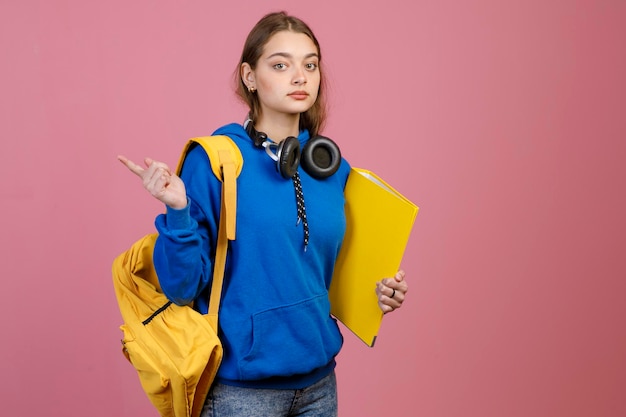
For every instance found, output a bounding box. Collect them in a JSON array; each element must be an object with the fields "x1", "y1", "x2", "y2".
[{"x1": 153, "y1": 123, "x2": 351, "y2": 389}]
